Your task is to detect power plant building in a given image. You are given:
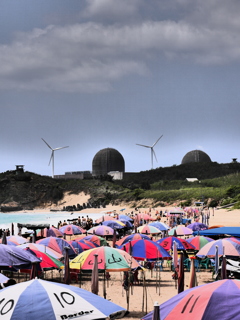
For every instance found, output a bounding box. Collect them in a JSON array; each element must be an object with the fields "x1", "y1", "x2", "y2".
[
  {"x1": 181, "y1": 150, "x2": 212, "y2": 164},
  {"x1": 92, "y1": 148, "x2": 125, "y2": 177}
]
